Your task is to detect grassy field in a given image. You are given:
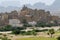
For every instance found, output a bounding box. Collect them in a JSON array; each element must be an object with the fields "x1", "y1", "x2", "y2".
[
  {"x1": 17, "y1": 37, "x2": 57, "y2": 40},
  {"x1": 11, "y1": 31, "x2": 60, "y2": 40}
]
